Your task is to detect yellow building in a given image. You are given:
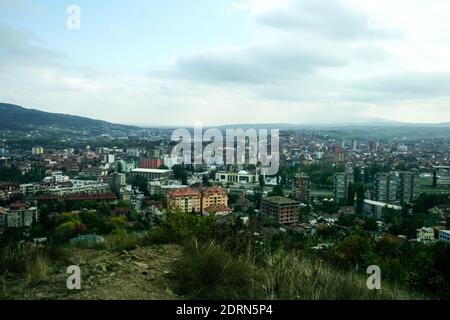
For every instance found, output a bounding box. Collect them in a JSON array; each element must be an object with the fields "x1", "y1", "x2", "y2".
[{"x1": 167, "y1": 188, "x2": 201, "y2": 213}]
